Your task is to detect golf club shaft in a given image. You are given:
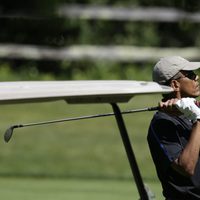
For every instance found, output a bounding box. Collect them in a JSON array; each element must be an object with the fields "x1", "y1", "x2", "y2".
[
  {"x1": 4, "y1": 106, "x2": 159, "y2": 143},
  {"x1": 12, "y1": 106, "x2": 159, "y2": 129}
]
